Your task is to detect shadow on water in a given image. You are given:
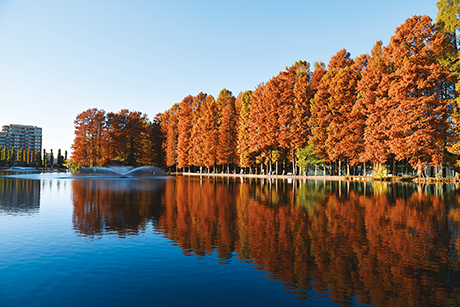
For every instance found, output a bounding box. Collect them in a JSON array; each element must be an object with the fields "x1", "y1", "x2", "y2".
[{"x1": 68, "y1": 175, "x2": 460, "y2": 306}]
